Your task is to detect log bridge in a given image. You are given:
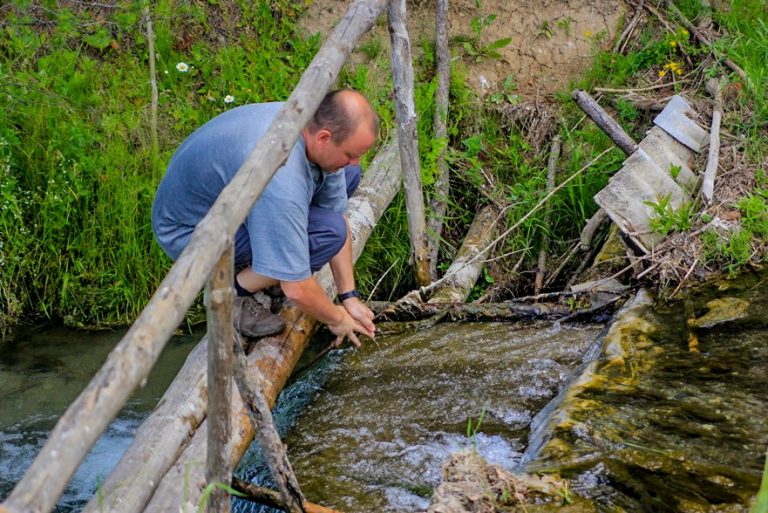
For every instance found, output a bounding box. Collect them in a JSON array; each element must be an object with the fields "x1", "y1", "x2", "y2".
[{"x1": 0, "y1": 0, "x2": 439, "y2": 511}]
